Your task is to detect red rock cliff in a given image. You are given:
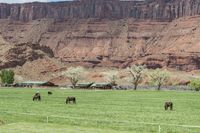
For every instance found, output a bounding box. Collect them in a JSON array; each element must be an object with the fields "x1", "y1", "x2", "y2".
[
  {"x1": 0, "y1": 0, "x2": 200, "y2": 22},
  {"x1": 0, "y1": 0, "x2": 200, "y2": 71}
]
